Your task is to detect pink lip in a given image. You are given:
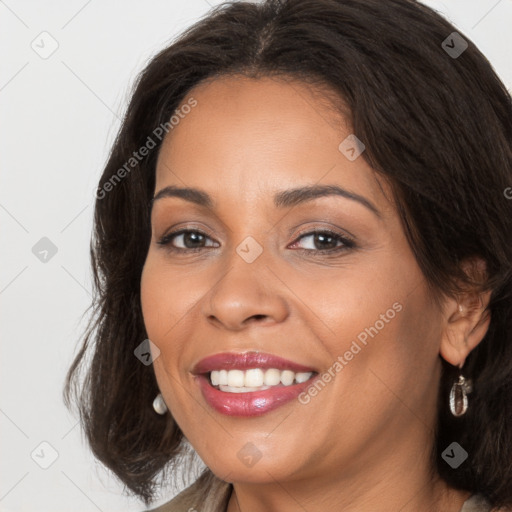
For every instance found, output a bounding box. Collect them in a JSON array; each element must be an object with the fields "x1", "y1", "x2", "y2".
[
  {"x1": 192, "y1": 351, "x2": 316, "y2": 374},
  {"x1": 192, "y1": 351, "x2": 318, "y2": 417},
  {"x1": 196, "y1": 375, "x2": 317, "y2": 416}
]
